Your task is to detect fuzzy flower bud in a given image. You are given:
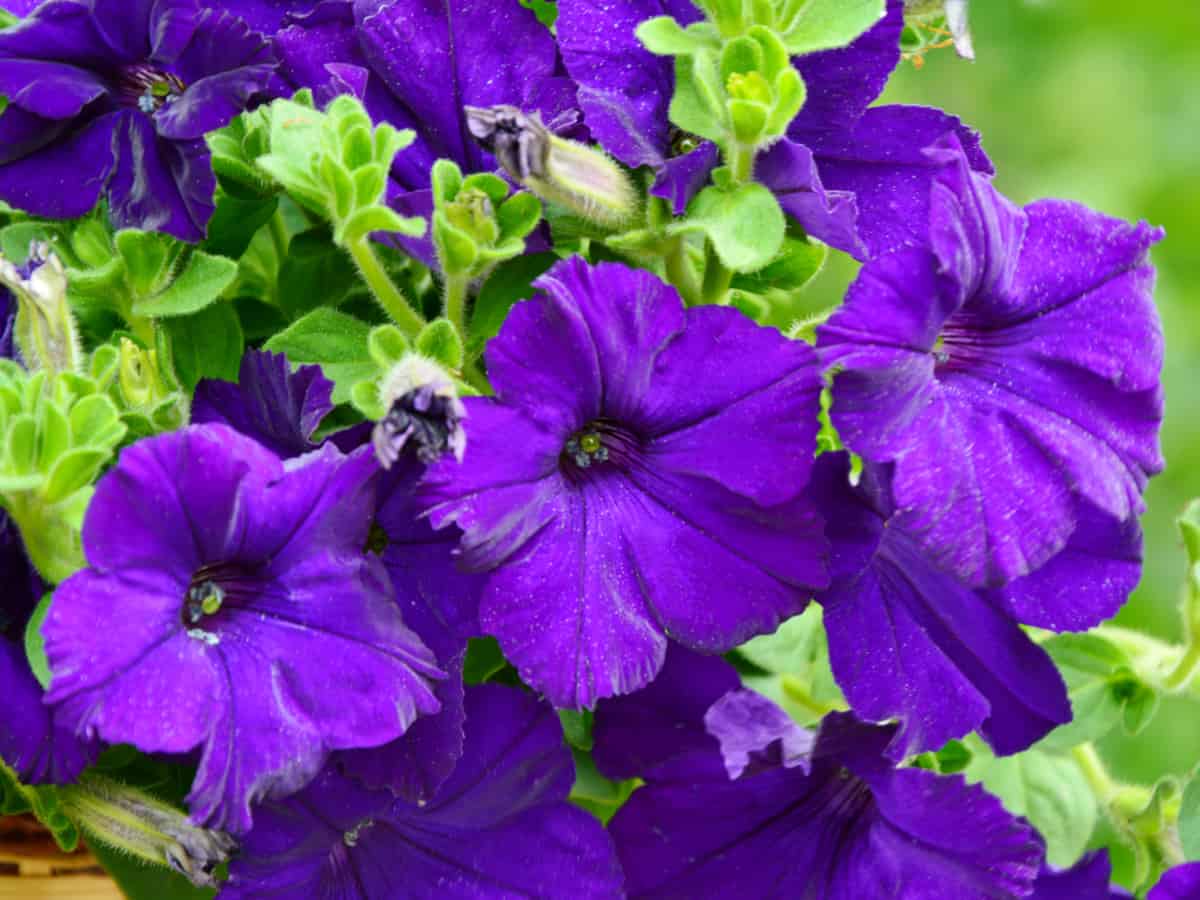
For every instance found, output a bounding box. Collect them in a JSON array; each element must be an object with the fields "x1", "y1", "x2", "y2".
[
  {"x1": 0, "y1": 243, "x2": 82, "y2": 375},
  {"x1": 904, "y1": 0, "x2": 974, "y2": 60},
  {"x1": 372, "y1": 356, "x2": 467, "y2": 469},
  {"x1": 464, "y1": 105, "x2": 639, "y2": 231},
  {"x1": 58, "y1": 772, "x2": 237, "y2": 888}
]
